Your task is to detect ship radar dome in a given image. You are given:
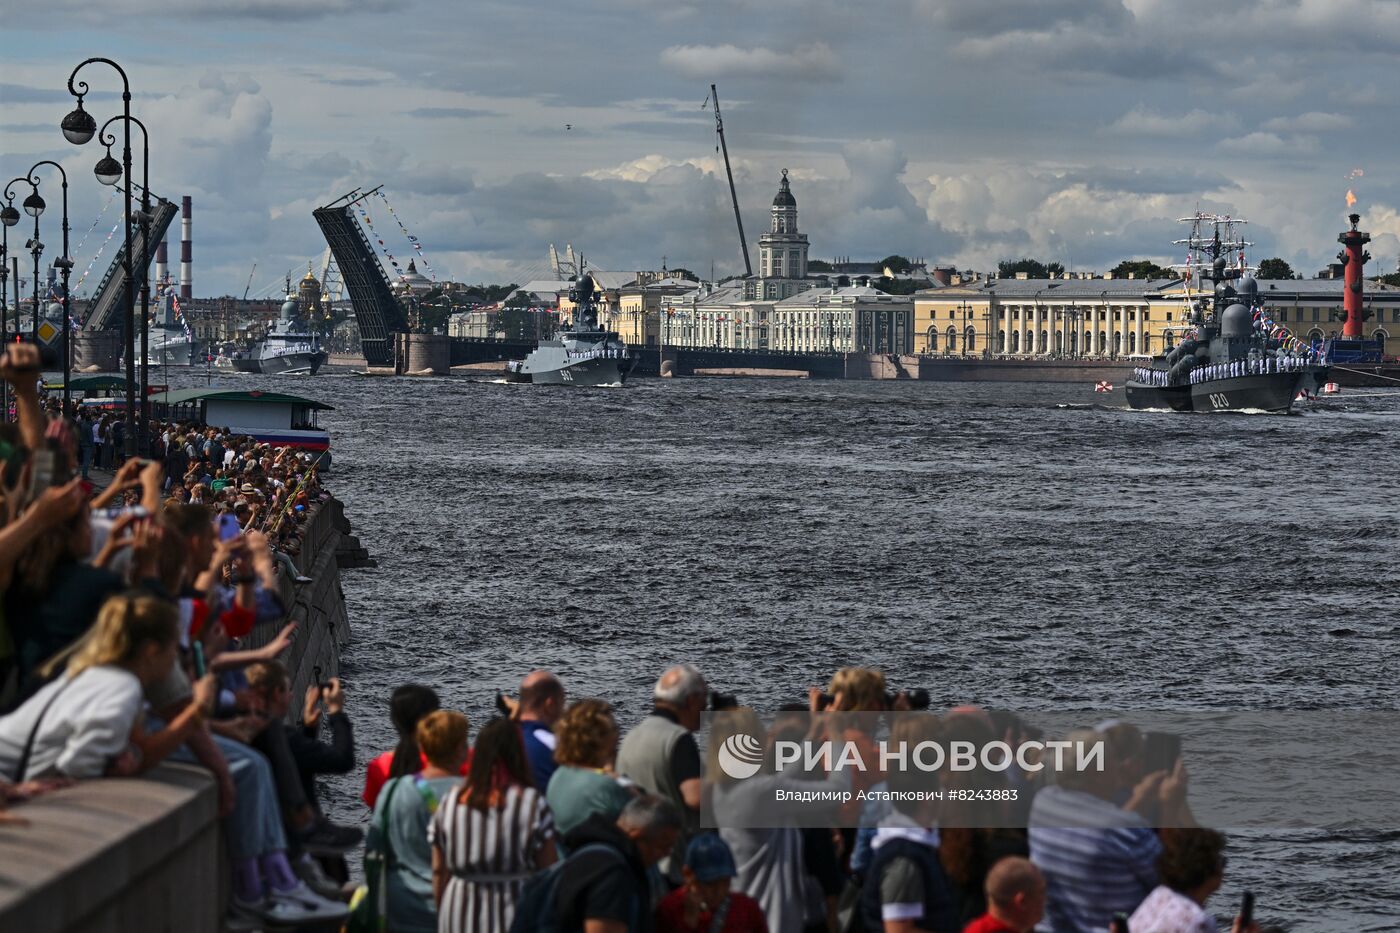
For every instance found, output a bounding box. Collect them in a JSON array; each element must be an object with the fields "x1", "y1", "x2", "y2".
[
  {"x1": 1221, "y1": 302, "x2": 1252, "y2": 338},
  {"x1": 1237, "y1": 273, "x2": 1259, "y2": 298}
]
